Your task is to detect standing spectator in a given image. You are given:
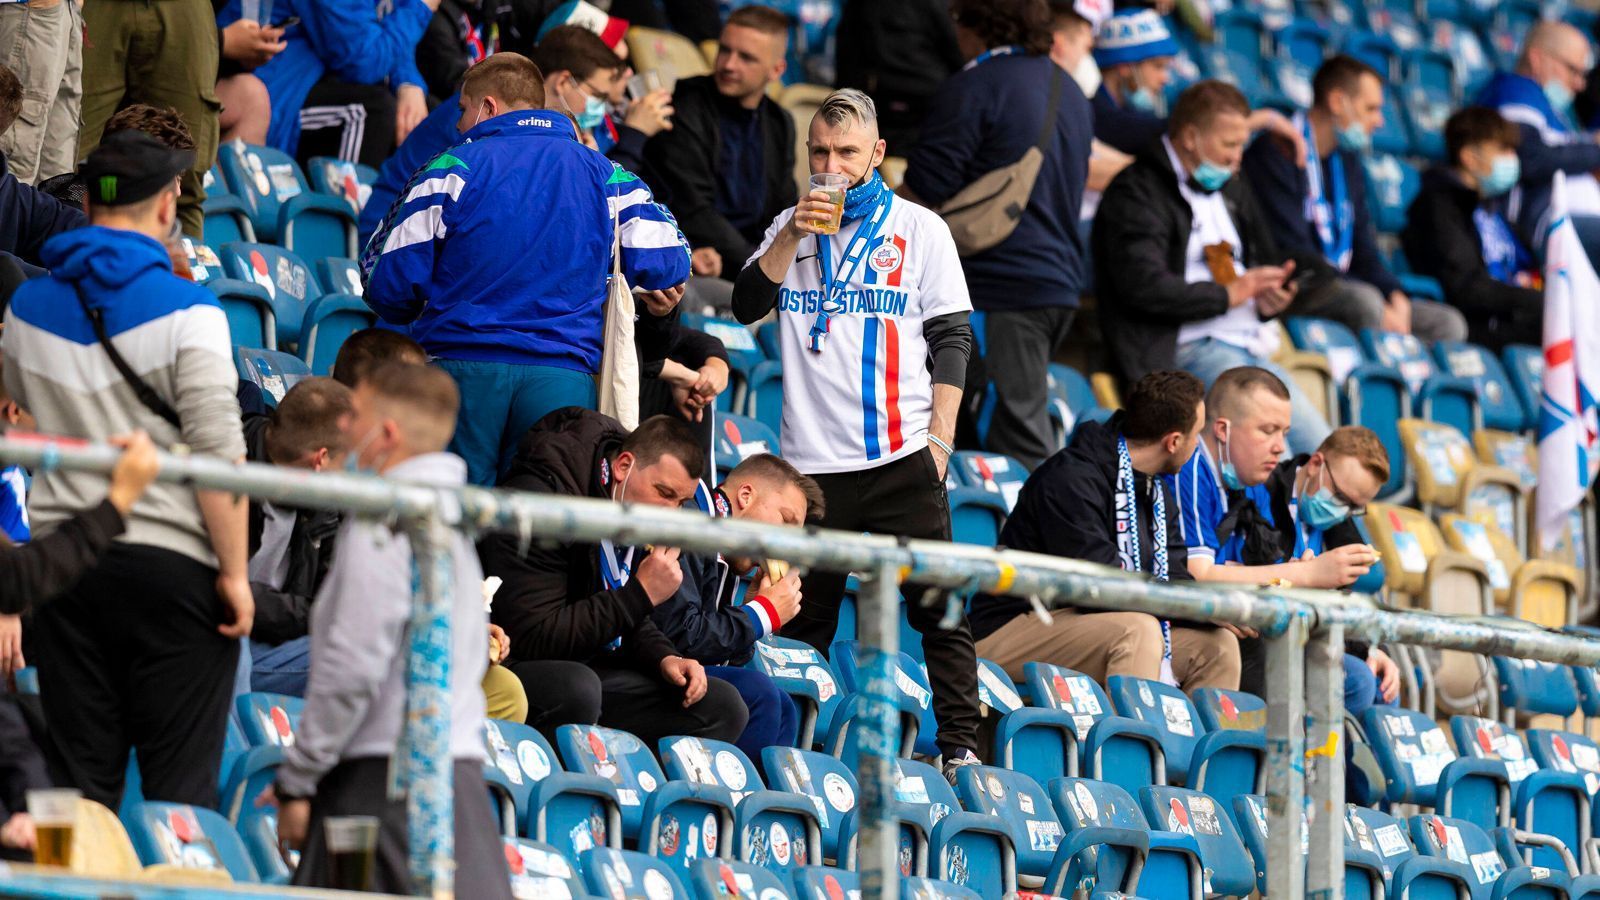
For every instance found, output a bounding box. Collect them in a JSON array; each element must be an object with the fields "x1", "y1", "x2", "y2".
[
  {"x1": 834, "y1": 0, "x2": 963, "y2": 154},
  {"x1": 0, "y1": 63, "x2": 85, "y2": 264},
  {"x1": 971, "y1": 370, "x2": 1243, "y2": 689},
  {"x1": 3, "y1": 131, "x2": 250, "y2": 809},
  {"x1": 902, "y1": 0, "x2": 1091, "y2": 472},
  {"x1": 1048, "y1": 0, "x2": 1105, "y2": 94},
  {"x1": 215, "y1": 0, "x2": 442, "y2": 169},
  {"x1": 1403, "y1": 107, "x2": 1544, "y2": 351},
  {"x1": 652, "y1": 454, "x2": 820, "y2": 758},
  {"x1": 1475, "y1": 21, "x2": 1600, "y2": 251},
  {"x1": 646, "y1": 6, "x2": 796, "y2": 281},
  {"x1": 479, "y1": 410, "x2": 749, "y2": 748},
  {"x1": 732, "y1": 90, "x2": 985, "y2": 781},
  {"x1": 533, "y1": 25, "x2": 674, "y2": 176},
  {"x1": 362, "y1": 54, "x2": 691, "y2": 486},
  {"x1": 263, "y1": 363, "x2": 510, "y2": 898},
  {"x1": 0, "y1": 0, "x2": 80, "y2": 185},
  {"x1": 1243, "y1": 56, "x2": 1468, "y2": 342},
  {"x1": 1093, "y1": 80, "x2": 1332, "y2": 455},
  {"x1": 79, "y1": 0, "x2": 219, "y2": 237}
]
